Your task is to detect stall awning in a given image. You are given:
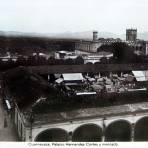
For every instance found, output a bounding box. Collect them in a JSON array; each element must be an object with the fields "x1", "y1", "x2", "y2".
[
  {"x1": 132, "y1": 71, "x2": 148, "y2": 81},
  {"x1": 76, "y1": 92, "x2": 97, "y2": 95},
  {"x1": 55, "y1": 78, "x2": 63, "y2": 84},
  {"x1": 62, "y1": 73, "x2": 84, "y2": 81}
]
